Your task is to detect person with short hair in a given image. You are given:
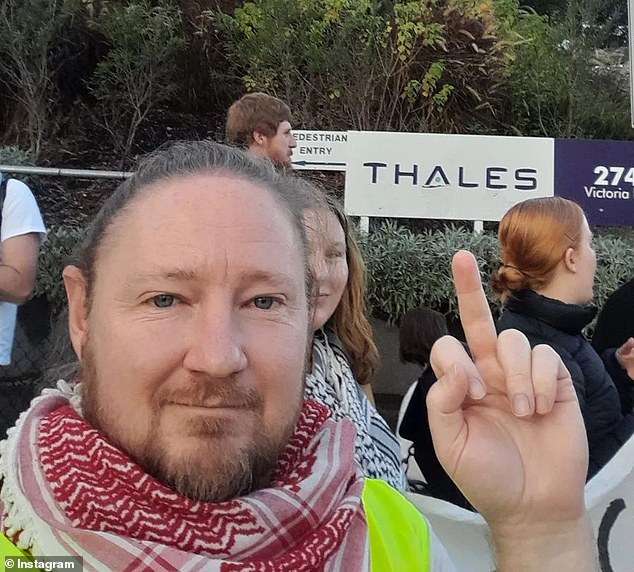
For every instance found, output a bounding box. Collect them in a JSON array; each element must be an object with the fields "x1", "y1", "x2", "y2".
[
  {"x1": 0, "y1": 175, "x2": 46, "y2": 367},
  {"x1": 399, "y1": 307, "x2": 448, "y2": 368},
  {"x1": 0, "y1": 143, "x2": 595, "y2": 570},
  {"x1": 225, "y1": 92, "x2": 297, "y2": 168},
  {"x1": 492, "y1": 196, "x2": 634, "y2": 478}
]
